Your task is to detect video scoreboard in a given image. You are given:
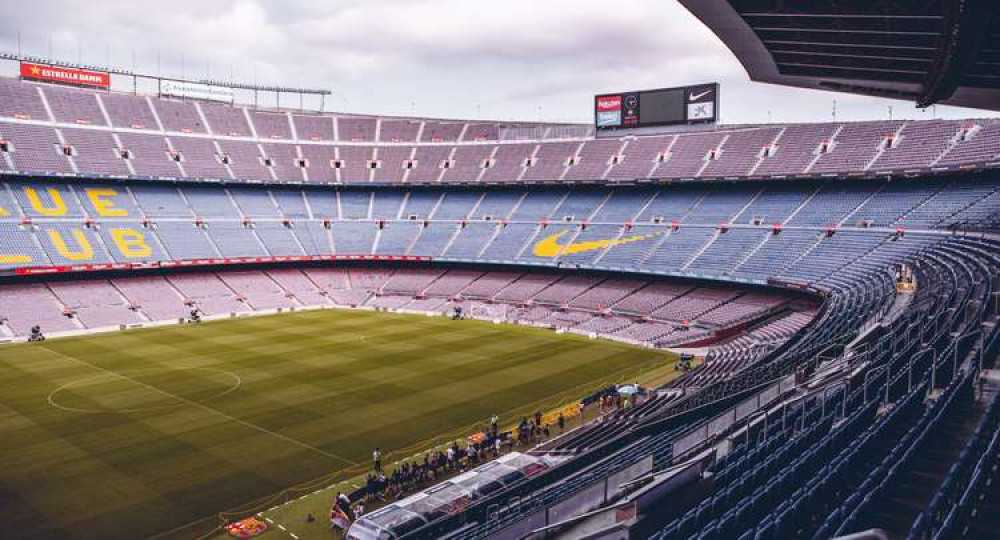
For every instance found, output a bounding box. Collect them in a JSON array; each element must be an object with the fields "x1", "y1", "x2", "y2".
[{"x1": 595, "y1": 83, "x2": 718, "y2": 131}]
